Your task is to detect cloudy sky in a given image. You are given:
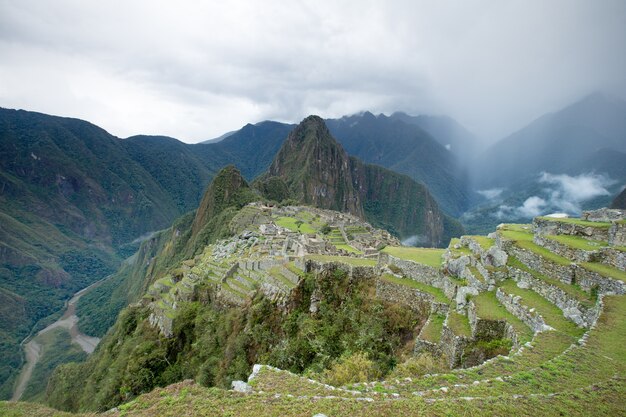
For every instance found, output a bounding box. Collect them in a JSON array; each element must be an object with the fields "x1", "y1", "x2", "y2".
[{"x1": 1, "y1": 0, "x2": 625, "y2": 143}]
